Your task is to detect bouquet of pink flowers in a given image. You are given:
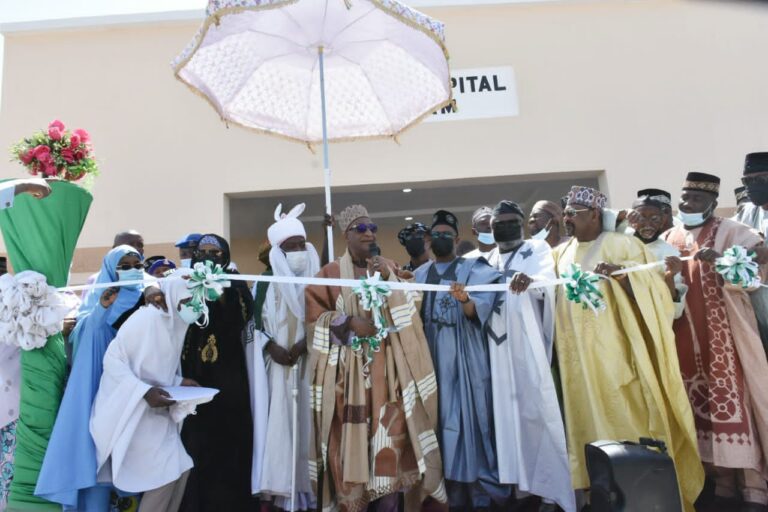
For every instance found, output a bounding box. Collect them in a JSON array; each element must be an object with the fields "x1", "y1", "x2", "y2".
[{"x1": 10, "y1": 120, "x2": 98, "y2": 181}]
